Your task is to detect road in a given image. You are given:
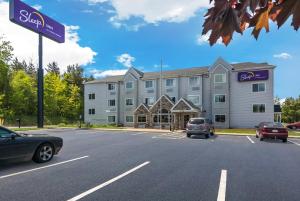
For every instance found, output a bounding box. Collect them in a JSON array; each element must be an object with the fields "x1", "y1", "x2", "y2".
[{"x1": 1, "y1": 129, "x2": 300, "y2": 201}]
